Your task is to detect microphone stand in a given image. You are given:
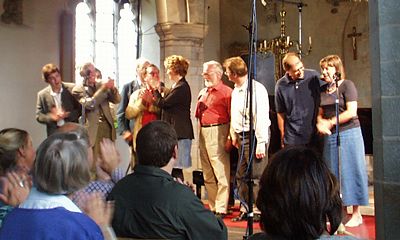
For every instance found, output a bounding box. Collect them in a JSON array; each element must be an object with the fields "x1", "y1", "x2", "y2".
[
  {"x1": 333, "y1": 76, "x2": 351, "y2": 235},
  {"x1": 243, "y1": 0, "x2": 257, "y2": 238}
]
